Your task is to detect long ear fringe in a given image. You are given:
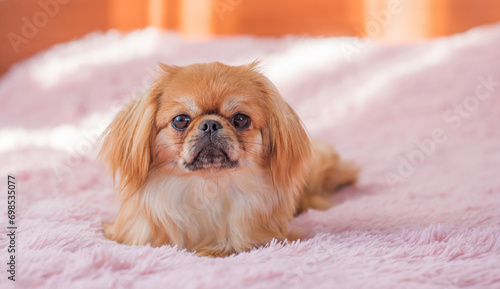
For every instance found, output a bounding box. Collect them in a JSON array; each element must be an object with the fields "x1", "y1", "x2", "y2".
[
  {"x1": 98, "y1": 83, "x2": 161, "y2": 200},
  {"x1": 258, "y1": 77, "x2": 312, "y2": 200}
]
